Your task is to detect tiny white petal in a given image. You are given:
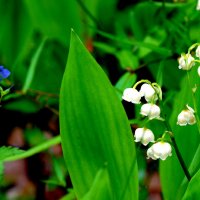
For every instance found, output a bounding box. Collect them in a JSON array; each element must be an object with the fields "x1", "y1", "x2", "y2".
[
  {"x1": 122, "y1": 88, "x2": 141, "y2": 104},
  {"x1": 177, "y1": 111, "x2": 188, "y2": 126},
  {"x1": 140, "y1": 103, "x2": 160, "y2": 120},
  {"x1": 196, "y1": 46, "x2": 200, "y2": 58},
  {"x1": 139, "y1": 83, "x2": 157, "y2": 102},
  {"x1": 188, "y1": 113, "x2": 196, "y2": 125},
  {"x1": 177, "y1": 105, "x2": 196, "y2": 126},
  {"x1": 178, "y1": 53, "x2": 195, "y2": 70},
  {"x1": 134, "y1": 128, "x2": 144, "y2": 142},
  {"x1": 178, "y1": 56, "x2": 186, "y2": 69},
  {"x1": 186, "y1": 104, "x2": 195, "y2": 113},
  {"x1": 134, "y1": 128, "x2": 154, "y2": 146},
  {"x1": 198, "y1": 66, "x2": 200, "y2": 77},
  {"x1": 197, "y1": 0, "x2": 200, "y2": 10},
  {"x1": 147, "y1": 147, "x2": 157, "y2": 160}
]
